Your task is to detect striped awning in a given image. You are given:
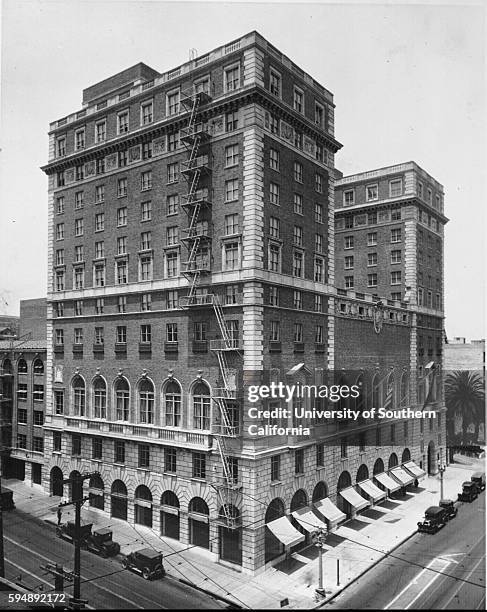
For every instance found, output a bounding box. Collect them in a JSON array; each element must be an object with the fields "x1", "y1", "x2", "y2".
[
  {"x1": 266, "y1": 516, "x2": 305, "y2": 547},
  {"x1": 313, "y1": 497, "x2": 346, "y2": 528},
  {"x1": 339, "y1": 487, "x2": 370, "y2": 511},
  {"x1": 390, "y1": 467, "x2": 414, "y2": 486},
  {"x1": 403, "y1": 461, "x2": 427, "y2": 480},
  {"x1": 374, "y1": 472, "x2": 401, "y2": 493},
  {"x1": 357, "y1": 479, "x2": 387, "y2": 502},
  {"x1": 292, "y1": 507, "x2": 328, "y2": 533}
]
